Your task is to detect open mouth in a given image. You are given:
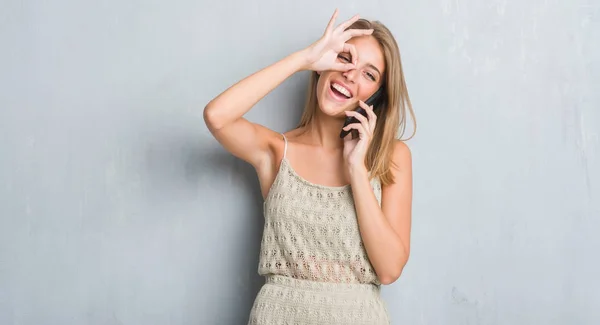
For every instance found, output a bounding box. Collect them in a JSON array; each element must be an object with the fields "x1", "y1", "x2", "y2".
[{"x1": 330, "y1": 82, "x2": 352, "y2": 100}]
